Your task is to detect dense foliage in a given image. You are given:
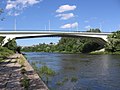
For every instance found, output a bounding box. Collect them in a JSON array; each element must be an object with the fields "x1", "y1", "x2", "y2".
[
  {"x1": 22, "y1": 38, "x2": 100, "y2": 53},
  {"x1": 0, "y1": 37, "x2": 17, "y2": 59},
  {"x1": 57, "y1": 38, "x2": 100, "y2": 53},
  {"x1": 4, "y1": 39, "x2": 17, "y2": 52},
  {"x1": 0, "y1": 47, "x2": 14, "y2": 59},
  {"x1": 87, "y1": 28, "x2": 101, "y2": 33},
  {"x1": 105, "y1": 30, "x2": 120, "y2": 52},
  {"x1": 0, "y1": 36, "x2": 4, "y2": 46},
  {"x1": 22, "y1": 28, "x2": 101, "y2": 53}
]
